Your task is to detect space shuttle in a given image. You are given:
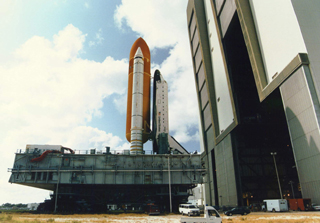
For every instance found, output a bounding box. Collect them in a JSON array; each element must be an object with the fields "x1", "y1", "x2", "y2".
[{"x1": 126, "y1": 38, "x2": 188, "y2": 155}]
